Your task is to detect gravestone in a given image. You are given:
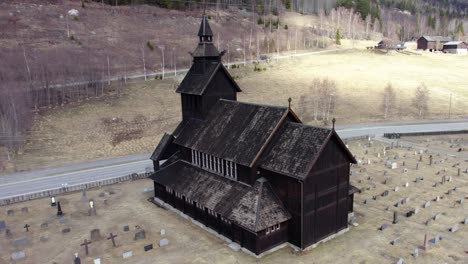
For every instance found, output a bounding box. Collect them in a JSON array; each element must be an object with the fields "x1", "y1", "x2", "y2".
[
  {"x1": 402, "y1": 161, "x2": 406, "y2": 166},
  {"x1": 414, "y1": 207, "x2": 419, "y2": 214},
  {"x1": 41, "y1": 223, "x2": 48, "y2": 229},
  {"x1": 435, "y1": 196, "x2": 440, "y2": 202},
  {"x1": 449, "y1": 225, "x2": 459, "y2": 232},
  {"x1": 94, "y1": 257, "x2": 101, "y2": 264},
  {"x1": 416, "y1": 163, "x2": 419, "y2": 170},
  {"x1": 390, "y1": 238, "x2": 399, "y2": 245},
  {"x1": 396, "y1": 258, "x2": 404, "y2": 264},
  {"x1": 108, "y1": 190, "x2": 115, "y2": 195},
  {"x1": 21, "y1": 207, "x2": 29, "y2": 213},
  {"x1": 57, "y1": 201, "x2": 63, "y2": 216},
  {"x1": 11, "y1": 251, "x2": 26, "y2": 261},
  {"x1": 0, "y1": 220, "x2": 5, "y2": 230},
  {"x1": 98, "y1": 192, "x2": 105, "y2": 198},
  {"x1": 406, "y1": 211, "x2": 414, "y2": 218},
  {"x1": 404, "y1": 182, "x2": 409, "y2": 188},
  {"x1": 382, "y1": 190, "x2": 389, "y2": 197},
  {"x1": 81, "y1": 191, "x2": 87, "y2": 202},
  {"x1": 59, "y1": 216, "x2": 66, "y2": 224},
  {"x1": 159, "y1": 238, "x2": 170, "y2": 247},
  {"x1": 422, "y1": 233, "x2": 429, "y2": 250},
  {"x1": 393, "y1": 211, "x2": 398, "y2": 224},
  {"x1": 433, "y1": 213, "x2": 441, "y2": 221},
  {"x1": 463, "y1": 218, "x2": 468, "y2": 225},
  {"x1": 122, "y1": 251, "x2": 133, "y2": 259},
  {"x1": 7, "y1": 209, "x2": 14, "y2": 216},
  {"x1": 423, "y1": 201, "x2": 430, "y2": 208},
  {"x1": 62, "y1": 227, "x2": 71, "y2": 233},
  {"x1": 430, "y1": 235, "x2": 441, "y2": 244},
  {"x1": 413, "y1": 248, "x2": 419, "y2": 258},
  {"x1": 160, "y1": 229, "x2": 166, "y2": 236},
  {"x1": 123, "y1": 225, "x2": 130, "y2": 232},
  {"x1": 364, "y1": 198, "x2": 370, "y2": 205},
  {"x1": 90, "y1": 229, "x2": 102, "y2": 241},
  {"x1": 391, "y1": 163, "x2": 398, "y2": 169},
  {"x1": 144, "y1": 244, "x2": 153, "y2": 251},
  {"x1": 134, "y1": 230, "x2": 146, "y2": 240},
  {"x1": 13, "y1": 237, "x2": 29, "y2": 246},
  {"x1": 394, "y1": 186, "x2": 399, "y2": 192},
  {"x1": 40, "y1": 236, "x2": 48, "y2": 242},
  {"x1": 380, "y1": 223, "x2": 388, "y2": 231},
  {"x1": 51, "y1": 196, "x2": 56, "y2": 206},
  {"x1": 5, "y1": 228, "x2": 12, "y2": 238},
  {"x1": 107, "y1": 233, "x2": 118, "y2": 247},
  {"x1": 74, "y1": 253, "x2": 81, "y2": 264}
]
